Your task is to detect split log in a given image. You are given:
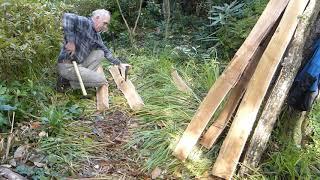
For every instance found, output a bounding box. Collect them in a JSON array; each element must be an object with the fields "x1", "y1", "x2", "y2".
[
  {"x1": 212, "y1": 0, "x2": 310, "y2": 179},
  {"x1": 171, "y1": 69, "x2": 192, "y2": 93},
  {"x1": 173, "y1": 0, "x2": 290, "y2": 161},
  {"x1": 200, "y1": 31, "x2": 272, "y2": 149},
  {"x1": 109, "y1": 66, "x2": 144, "y2": 111},
  {"x1": 239, "y1": 0, "x2": 320, "y2": 176},
  {"x1": 96, "y1": 66, "x2": 109, "y2": 111}
]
